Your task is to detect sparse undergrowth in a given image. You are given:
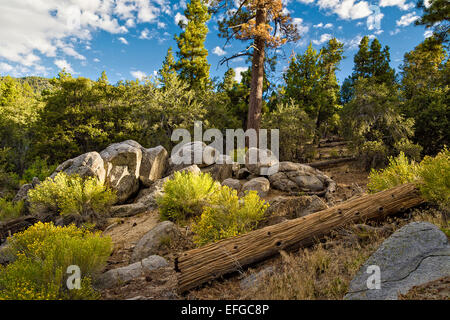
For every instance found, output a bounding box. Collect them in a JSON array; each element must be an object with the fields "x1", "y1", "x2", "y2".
[{"x1": 241, "y1": 207, "x2": 448, "y2": 300}]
